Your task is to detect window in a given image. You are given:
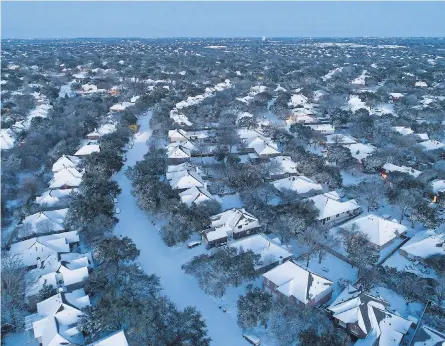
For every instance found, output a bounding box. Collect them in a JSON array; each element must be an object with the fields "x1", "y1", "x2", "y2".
[{"x1": 339, "y1": 321, "x2": 347, "y2": 328}]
